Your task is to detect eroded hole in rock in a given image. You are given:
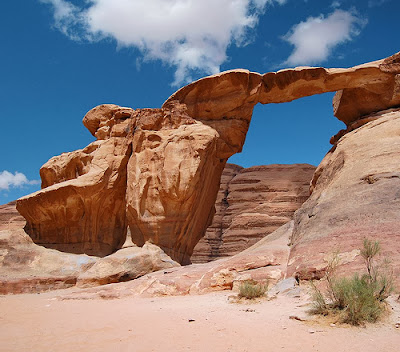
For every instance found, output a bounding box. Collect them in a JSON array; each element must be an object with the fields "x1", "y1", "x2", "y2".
[
  {"x1": 190, "y1": 94, "x2": 346, "y2": 263},
  {"x1": 15, "y1": 56, "x2": 400, "y2": 271}
]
